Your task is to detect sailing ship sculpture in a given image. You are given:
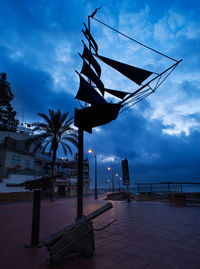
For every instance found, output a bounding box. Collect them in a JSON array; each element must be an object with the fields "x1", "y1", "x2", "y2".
[
  {"x1": 74, "y1": 13, "x2": 182, "y2": 133},
  {"x1": 74, "y1": 8, "x2": 182, "y2": 219}
]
